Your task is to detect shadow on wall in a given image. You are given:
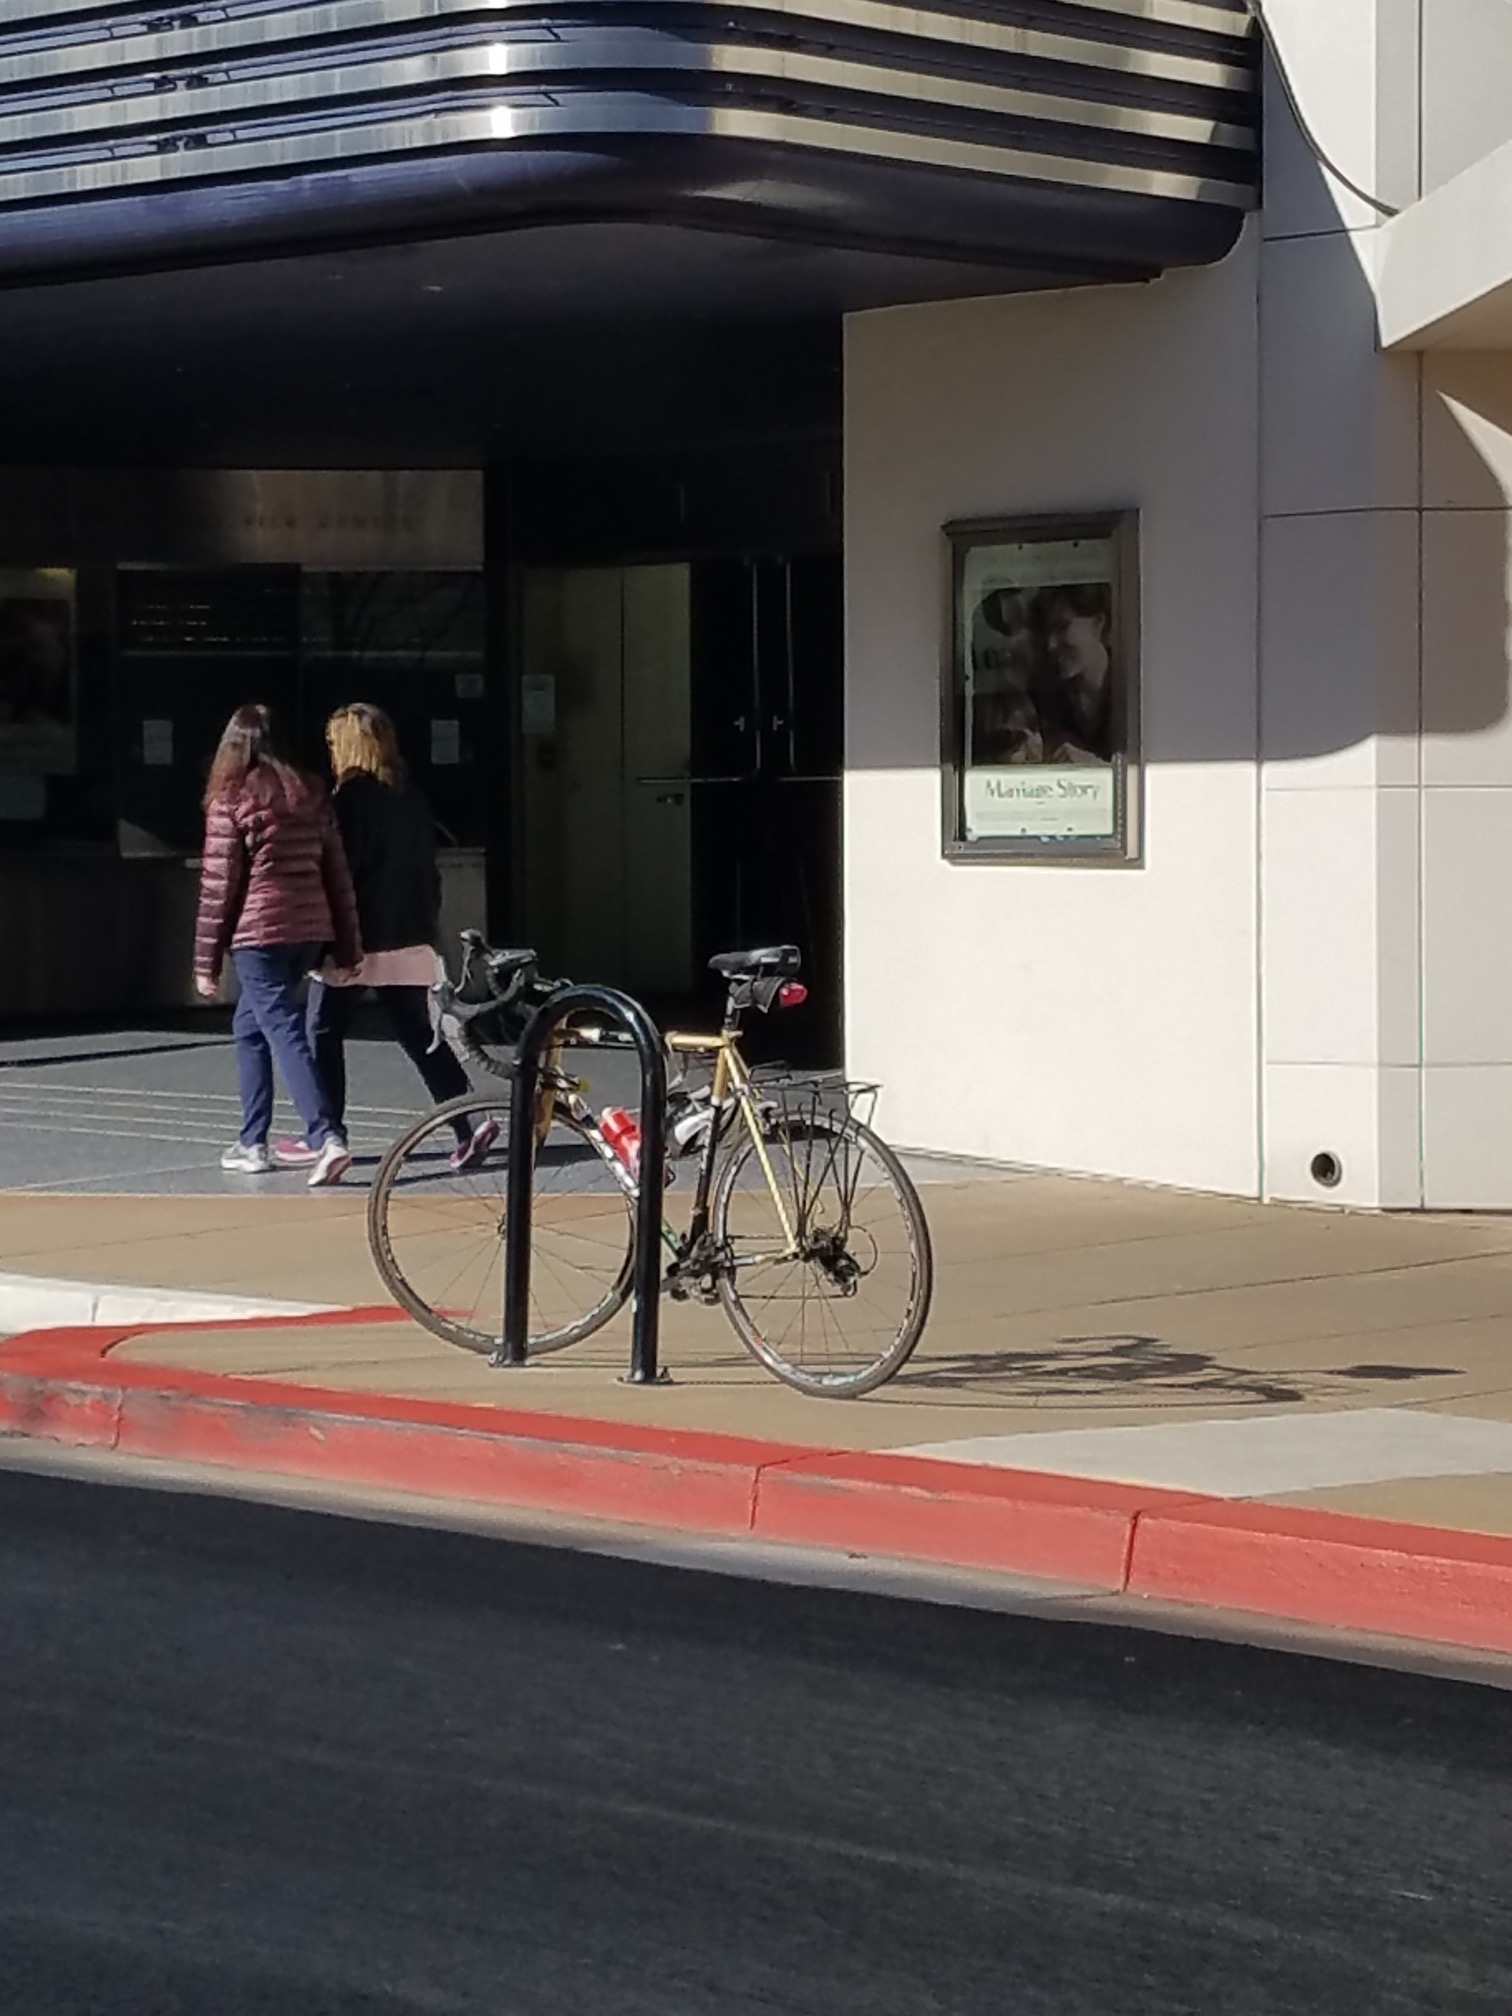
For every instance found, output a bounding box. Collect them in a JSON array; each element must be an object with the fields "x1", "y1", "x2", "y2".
[
  {"x1": 845, "y1": 139, "x2": 1512, "y2": 774},
  {"x1": 1258, "y1": 214, "x2": 1512, "y2": 768}
]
